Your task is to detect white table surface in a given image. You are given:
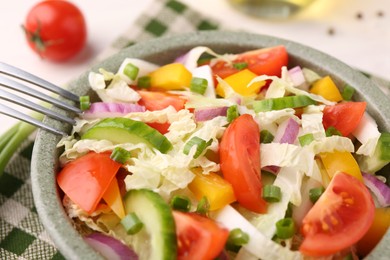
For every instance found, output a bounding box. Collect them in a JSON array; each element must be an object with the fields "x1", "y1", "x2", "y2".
[{"x1": 0, "y1": 0, "x2": 389, "y2": 136}]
